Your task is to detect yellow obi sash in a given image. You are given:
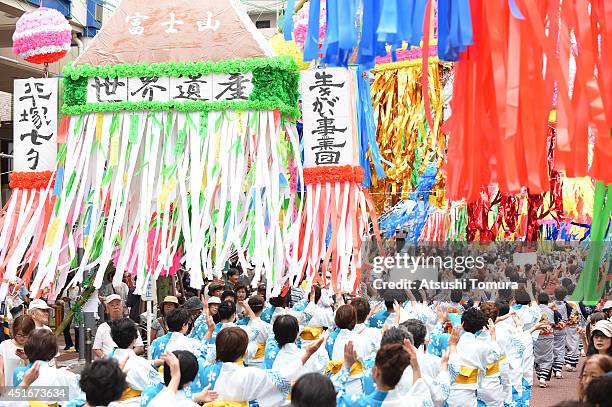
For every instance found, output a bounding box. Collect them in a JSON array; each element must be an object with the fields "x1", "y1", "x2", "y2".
[
  {"x1": 29, "y1": 403, "x2": 58, "y2": 407},
  {"x1": 455, "y1": 366, "x2": 479, "y2": 384},
  {"x1": 326, "y1": 360, "x2": 365, "y2": 377},
  {"x1": 254, "y1": 342, "x2": 266, "y2": 359},
  {"x1": 204, "y1": 401, "x2": 248, "y2": 407},
  {"x1": 120, "y1": 386, "x2": 142, "y2": 400},
  {"x1": 300, "y1": 326, "x2": 324, "y2": 341},
  {"x1": 485, "y1": 361, "x2": 500, "y2": 376},
  {"x1": 485, "y1": 356, "x2": 506, "y2": 376}
]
